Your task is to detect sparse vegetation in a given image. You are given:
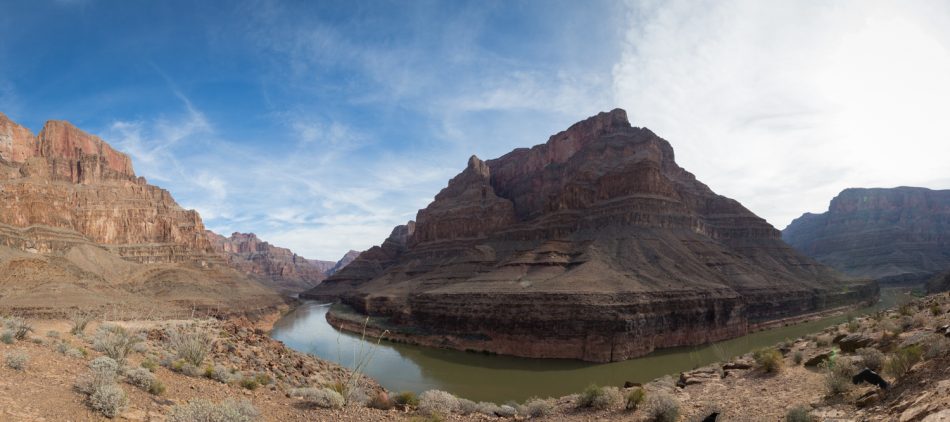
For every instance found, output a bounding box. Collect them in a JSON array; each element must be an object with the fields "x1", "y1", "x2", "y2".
[
  {"x1": 793, "y1": 350, "x2": 804, "y2": 365},
  {"x1": 574, "y1": 384, "x2": 622, "y2": 410},
  {"x1": 856, "y1": 347, "x2": 885, "y2": 371},
  {"x1": 394, "y1": 391, "x2": 420, "y2": 410},
  {"x1": 0, "y1": 331, "x2": 13, "y2": 344},
  {"x1": 367, "y1": 391, "x2": 395, "y2": 410},
  {"x1": 815, "y1": 335, "x2": 831, "y2": 347},
  {"x1": 167, "y1": 399, "x2": 260, "y2": 422},
  {"x1": 821, "y1": 360, "x2": 854, "y2": 396},
  {"x1": 418, "y1": 389, "x2": 460, "y2": 416},
  {"x1": 645, "y1": 391, "x2": 680, "y2": 422},
  {"x1": 525, "y1": 397, "x2": 554, "y2": 417},
  {"x1": 2, "y1": 316, "x2": 33, "y2": 340},
  {"x1": 753, "y1": 347, "x2": 784, "y2": 373},
  {"x1": 625, "y1": 387, "x2": 645, "y2": 411},
  {"x1": 141, "y1": 358, "x2": 158, "y2": 372},
  {"x1": 92, "y1": 324, "x2": 142, "y2": 363},
  {"x1": 885, "y1": 345, "x2": 923, "y2": 378},
  {"x1": 289, "y1": 387, "x2": 345, "y2": 409},
  {"x1": 923, "y1": 334, "x2": 950, "y2": 359},
  {"x1": 475, "y1": 401, "x2": 501, "y2": 416},
  {"x1": 167, "y1": 323, "x2": 214, "y2": 367},
  {"x1": 847, "y1": 317, "x2": 860, "y2": 333},
  {"x1": 70, "y1": 311, "x2": 95, "y2": 335},
  {"x1": 786, "y1": 405, "x2": 815, "y2": 422},
  {"x1": 5, "y1": 352, "x2": 28, "y2": 371},
  {"x1": 89, "y1": 382, "x2": 128, "y2": 418},
  {"x1": 125, "y1": 367, "x2": 163, "y2": 394}
]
